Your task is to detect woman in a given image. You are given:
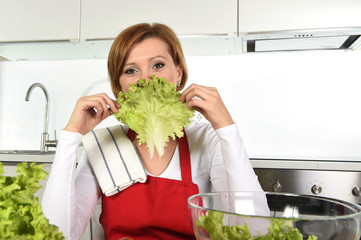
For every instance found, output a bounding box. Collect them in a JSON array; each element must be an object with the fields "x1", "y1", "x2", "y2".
[{"x1": 41, "y1": 23, "x2": 264, "y2": 240}]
